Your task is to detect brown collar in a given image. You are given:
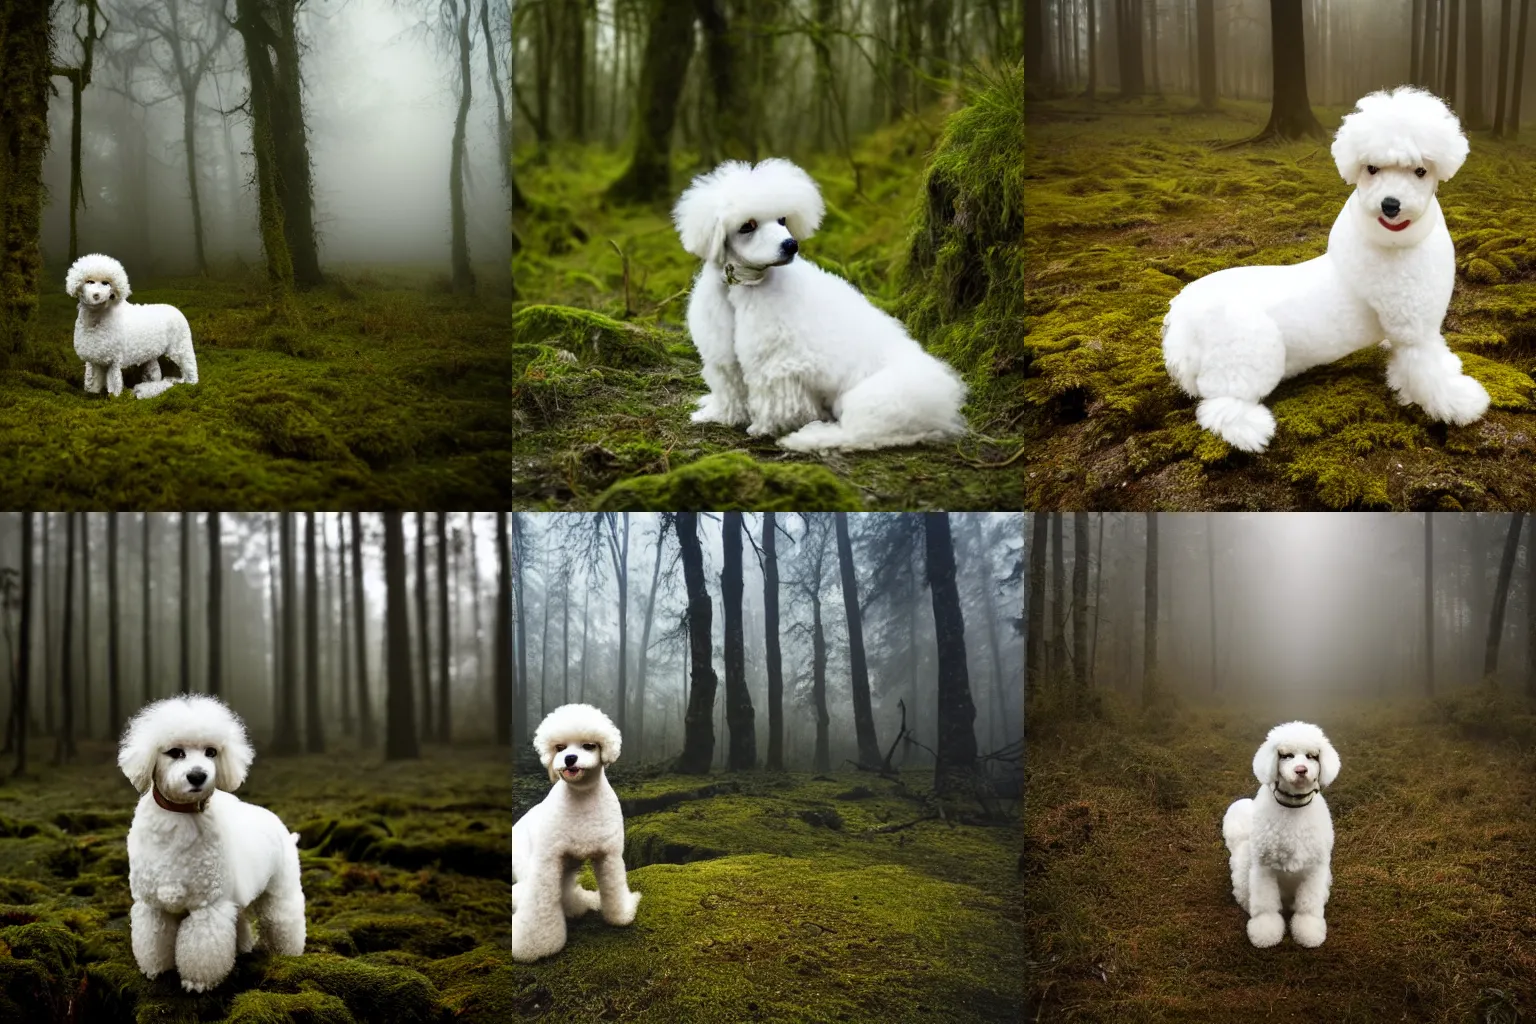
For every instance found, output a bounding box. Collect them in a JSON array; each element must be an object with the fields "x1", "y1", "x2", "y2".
[{"x1": 153, "y1": 786, "x2": 210, "y2": 814}]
